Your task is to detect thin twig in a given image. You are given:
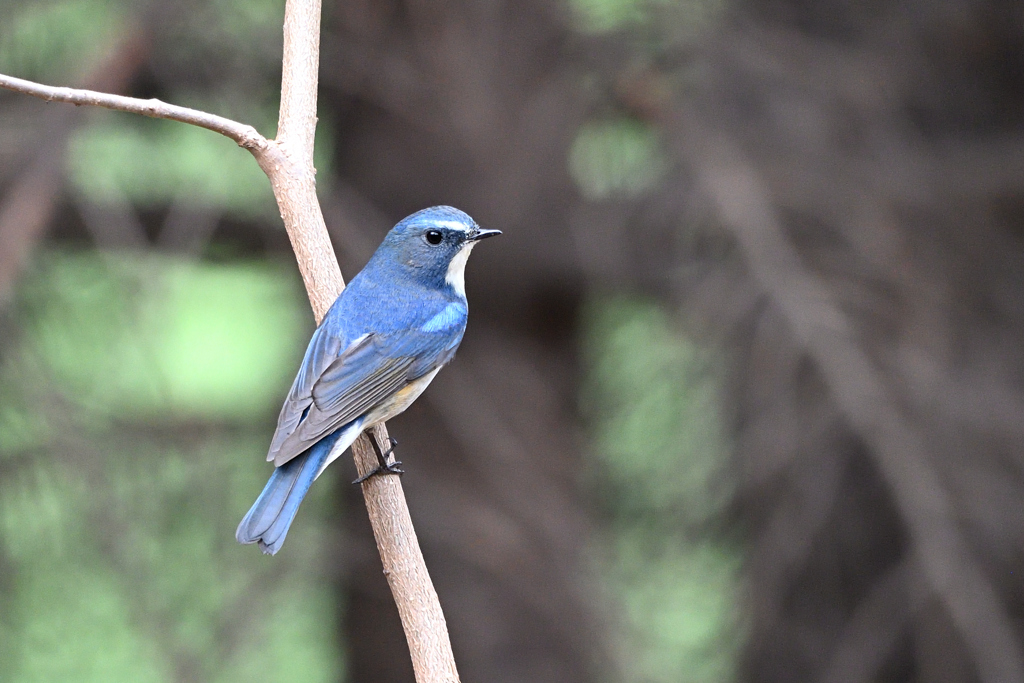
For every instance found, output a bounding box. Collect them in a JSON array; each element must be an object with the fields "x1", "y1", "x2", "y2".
[{"x1": 0, "y1": 73, "x2": 266, "y2": 151}]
